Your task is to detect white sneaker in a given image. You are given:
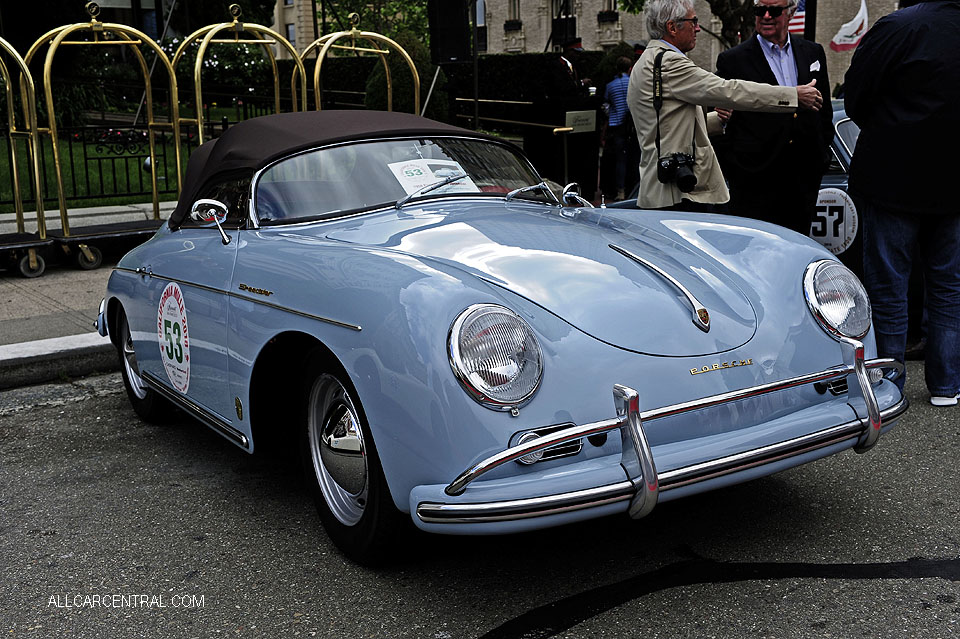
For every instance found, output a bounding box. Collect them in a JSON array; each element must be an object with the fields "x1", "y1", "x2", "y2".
[{"x1": 930, "y1": 393, "x2": 960, "y2": 407}]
